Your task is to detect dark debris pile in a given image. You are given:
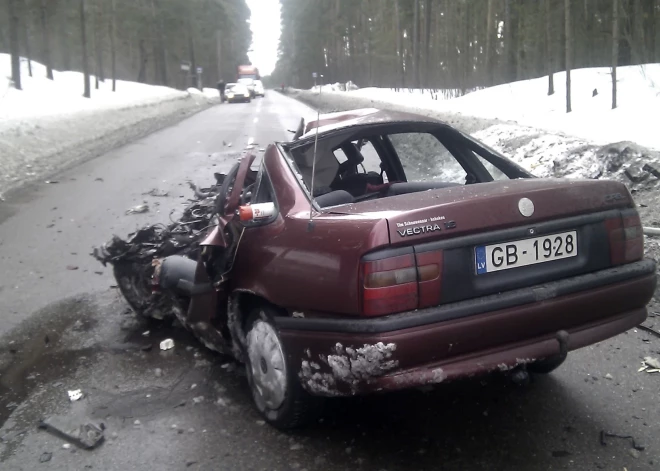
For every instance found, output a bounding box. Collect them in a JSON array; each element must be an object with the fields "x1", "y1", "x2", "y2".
[{"x1": 92, "y1": 174, "x2": 225, "y2": 267}]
